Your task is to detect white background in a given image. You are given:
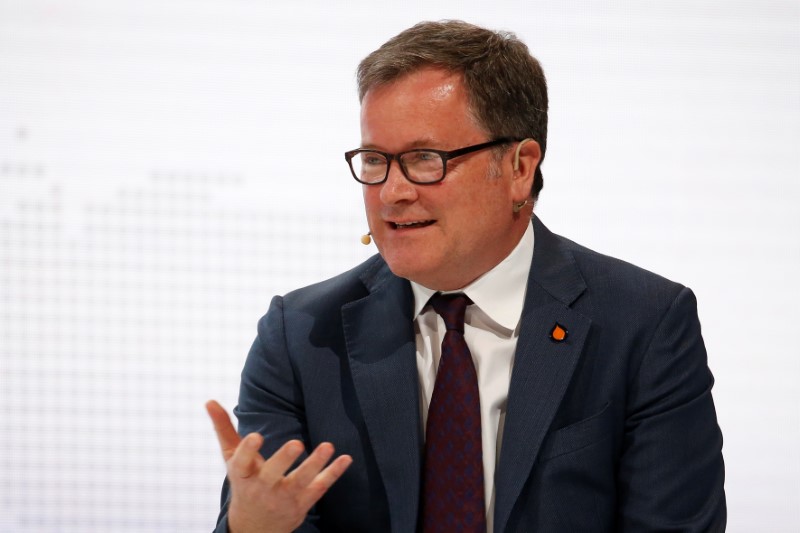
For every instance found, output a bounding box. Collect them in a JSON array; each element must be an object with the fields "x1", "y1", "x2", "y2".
[{"x1": 1, "y1": 1, "x2": 798, "y2": 531}]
